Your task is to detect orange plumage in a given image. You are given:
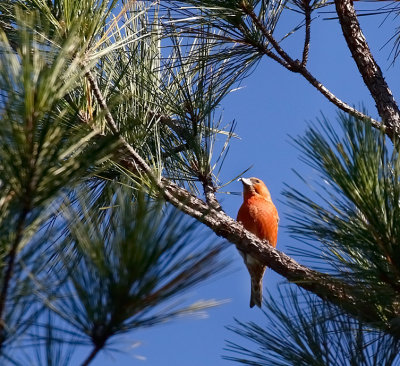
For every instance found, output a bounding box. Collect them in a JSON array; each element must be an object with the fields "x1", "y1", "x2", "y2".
[{"x1": 237, "y1": 177, "x2": 279, "y2": 308}]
